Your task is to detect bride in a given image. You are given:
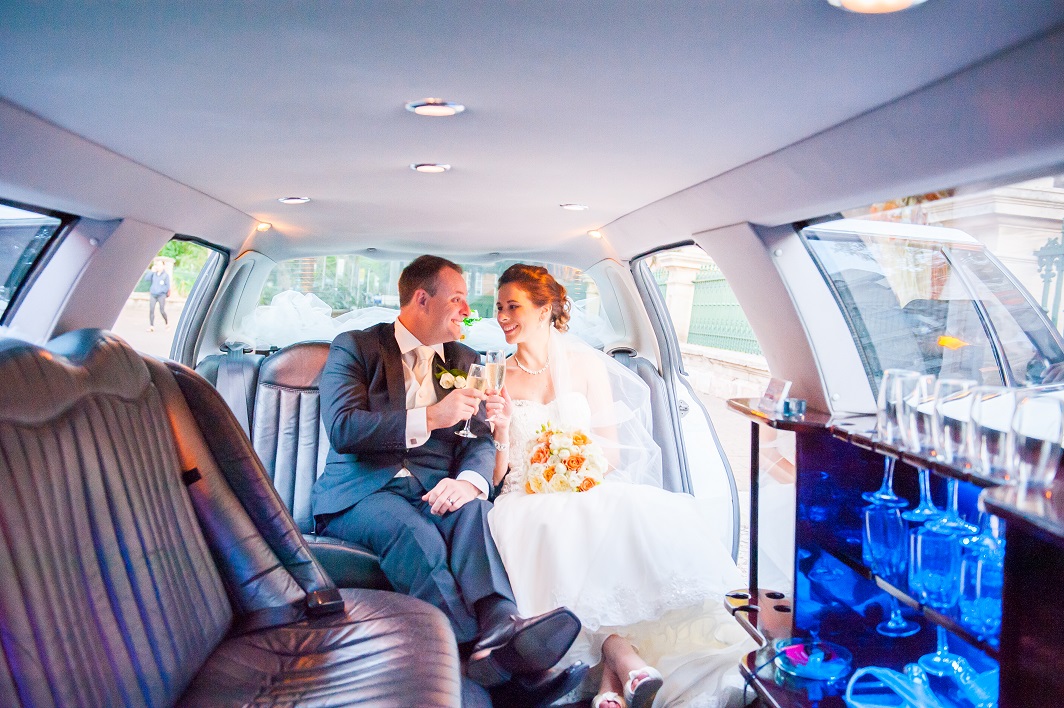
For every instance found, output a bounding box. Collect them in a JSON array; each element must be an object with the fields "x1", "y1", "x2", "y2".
[{"x1": 484, "y1": 264, "x2": 754, "y2": 708}]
